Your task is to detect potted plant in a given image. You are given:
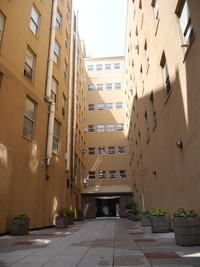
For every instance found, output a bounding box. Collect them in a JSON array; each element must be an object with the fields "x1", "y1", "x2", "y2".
[
  {"x1": 131, "y1": 201, "x2": 140, "y2": 221},
  {"x1": 55, "y1": 208, "x2": 68, "y2": 229},
  {"x1": 141, "y1": 210, "x2": 151, "y2": 226},
  {"x1": 77, "y1": 209, "x2": 84, "y2": 221},
  {"x1": 66, "y1": 208, "x2": 75, "y2": 225},
  {"x1": 150, "y1": 209, "x2": 168, "y2": 233},
  {"x1": 125, "y1": 199, "x2": 135, "y2": 220},
  {"x1": 172, "y1": 208, "x2": 200, "y2": 246},
  {"x1": 10, "y1": 214, "x2": 30, "y2": 235}
]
